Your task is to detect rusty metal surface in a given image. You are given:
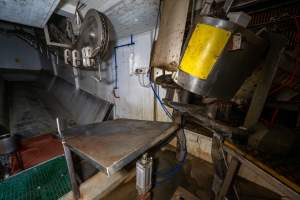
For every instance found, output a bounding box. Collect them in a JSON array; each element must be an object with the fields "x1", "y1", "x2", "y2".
[
  {"x1": 151, "y1": 0, "x2": 190, "y2": 71},
  {"x1": 166, "y1": 100, "x2": 245, "y2": 136},
  {"x1": 64, "y1": 119, "x2": 178, "y2": 176}
]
